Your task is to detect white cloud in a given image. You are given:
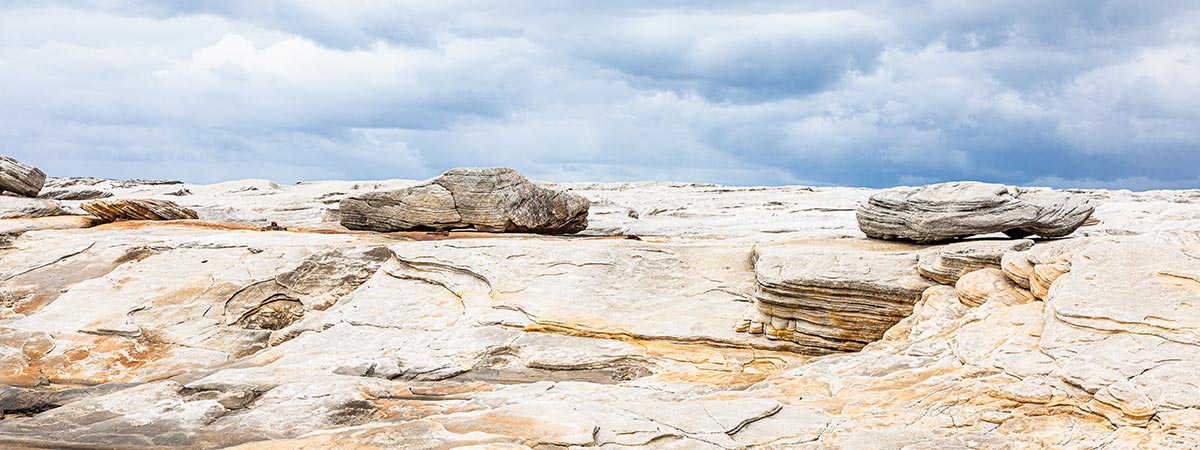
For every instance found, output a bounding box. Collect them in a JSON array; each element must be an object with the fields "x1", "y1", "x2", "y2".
[{"x1": 0, "y1": 1, "x2": 1196, "y2": 188}]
